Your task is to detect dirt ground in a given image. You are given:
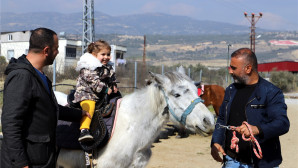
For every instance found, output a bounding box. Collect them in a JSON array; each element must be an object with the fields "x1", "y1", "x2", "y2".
[{"x1": 147, "y1": 101, "x2": 298, "y2": 168}]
